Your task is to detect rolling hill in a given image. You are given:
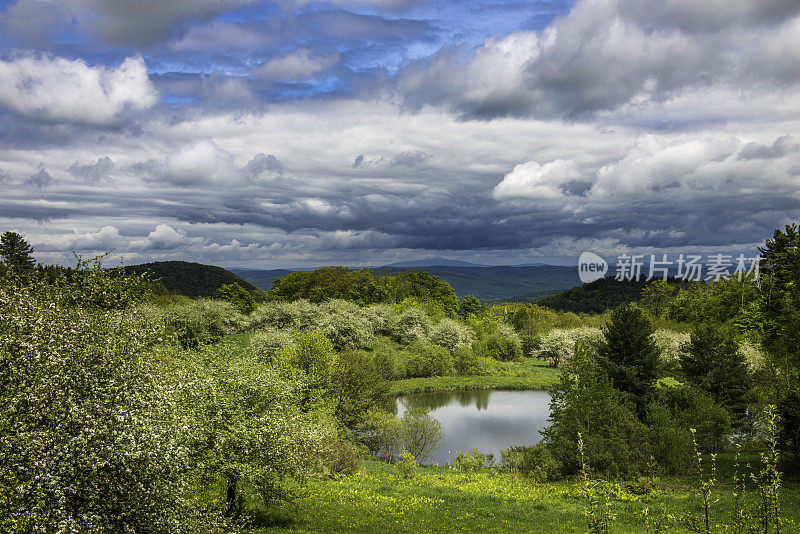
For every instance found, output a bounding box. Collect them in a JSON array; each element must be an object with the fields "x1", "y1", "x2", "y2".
[{"x1": 123, "y1": 261, "x2": 266, "y2": 299}]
